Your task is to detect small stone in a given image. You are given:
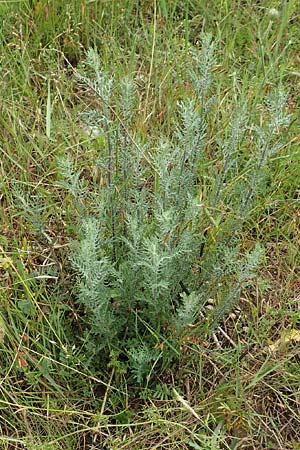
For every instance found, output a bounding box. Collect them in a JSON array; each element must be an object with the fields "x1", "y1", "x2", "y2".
[{"x1": 81, "y1": 124, "x2": 101, "y2": 138}]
